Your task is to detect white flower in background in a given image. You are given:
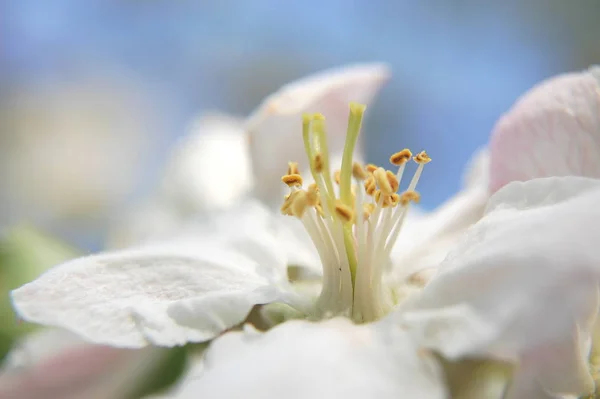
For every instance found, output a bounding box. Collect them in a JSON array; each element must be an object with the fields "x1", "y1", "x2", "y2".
[
  {"x1": 108, "y1": 113, "x2": 253, "y2": 247},
  {"x1": 0, "y1": 328, "x2": 166, "y2": 399},
  {"x1": 169, "y1": 318, "x2": 447, "y2": 399},
  {"x1": 108, "y1": 63, "x2": 390, "y2": 248},
  {"x1": 400, "y1": 66, "x2": 600, "y2": 399}
]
